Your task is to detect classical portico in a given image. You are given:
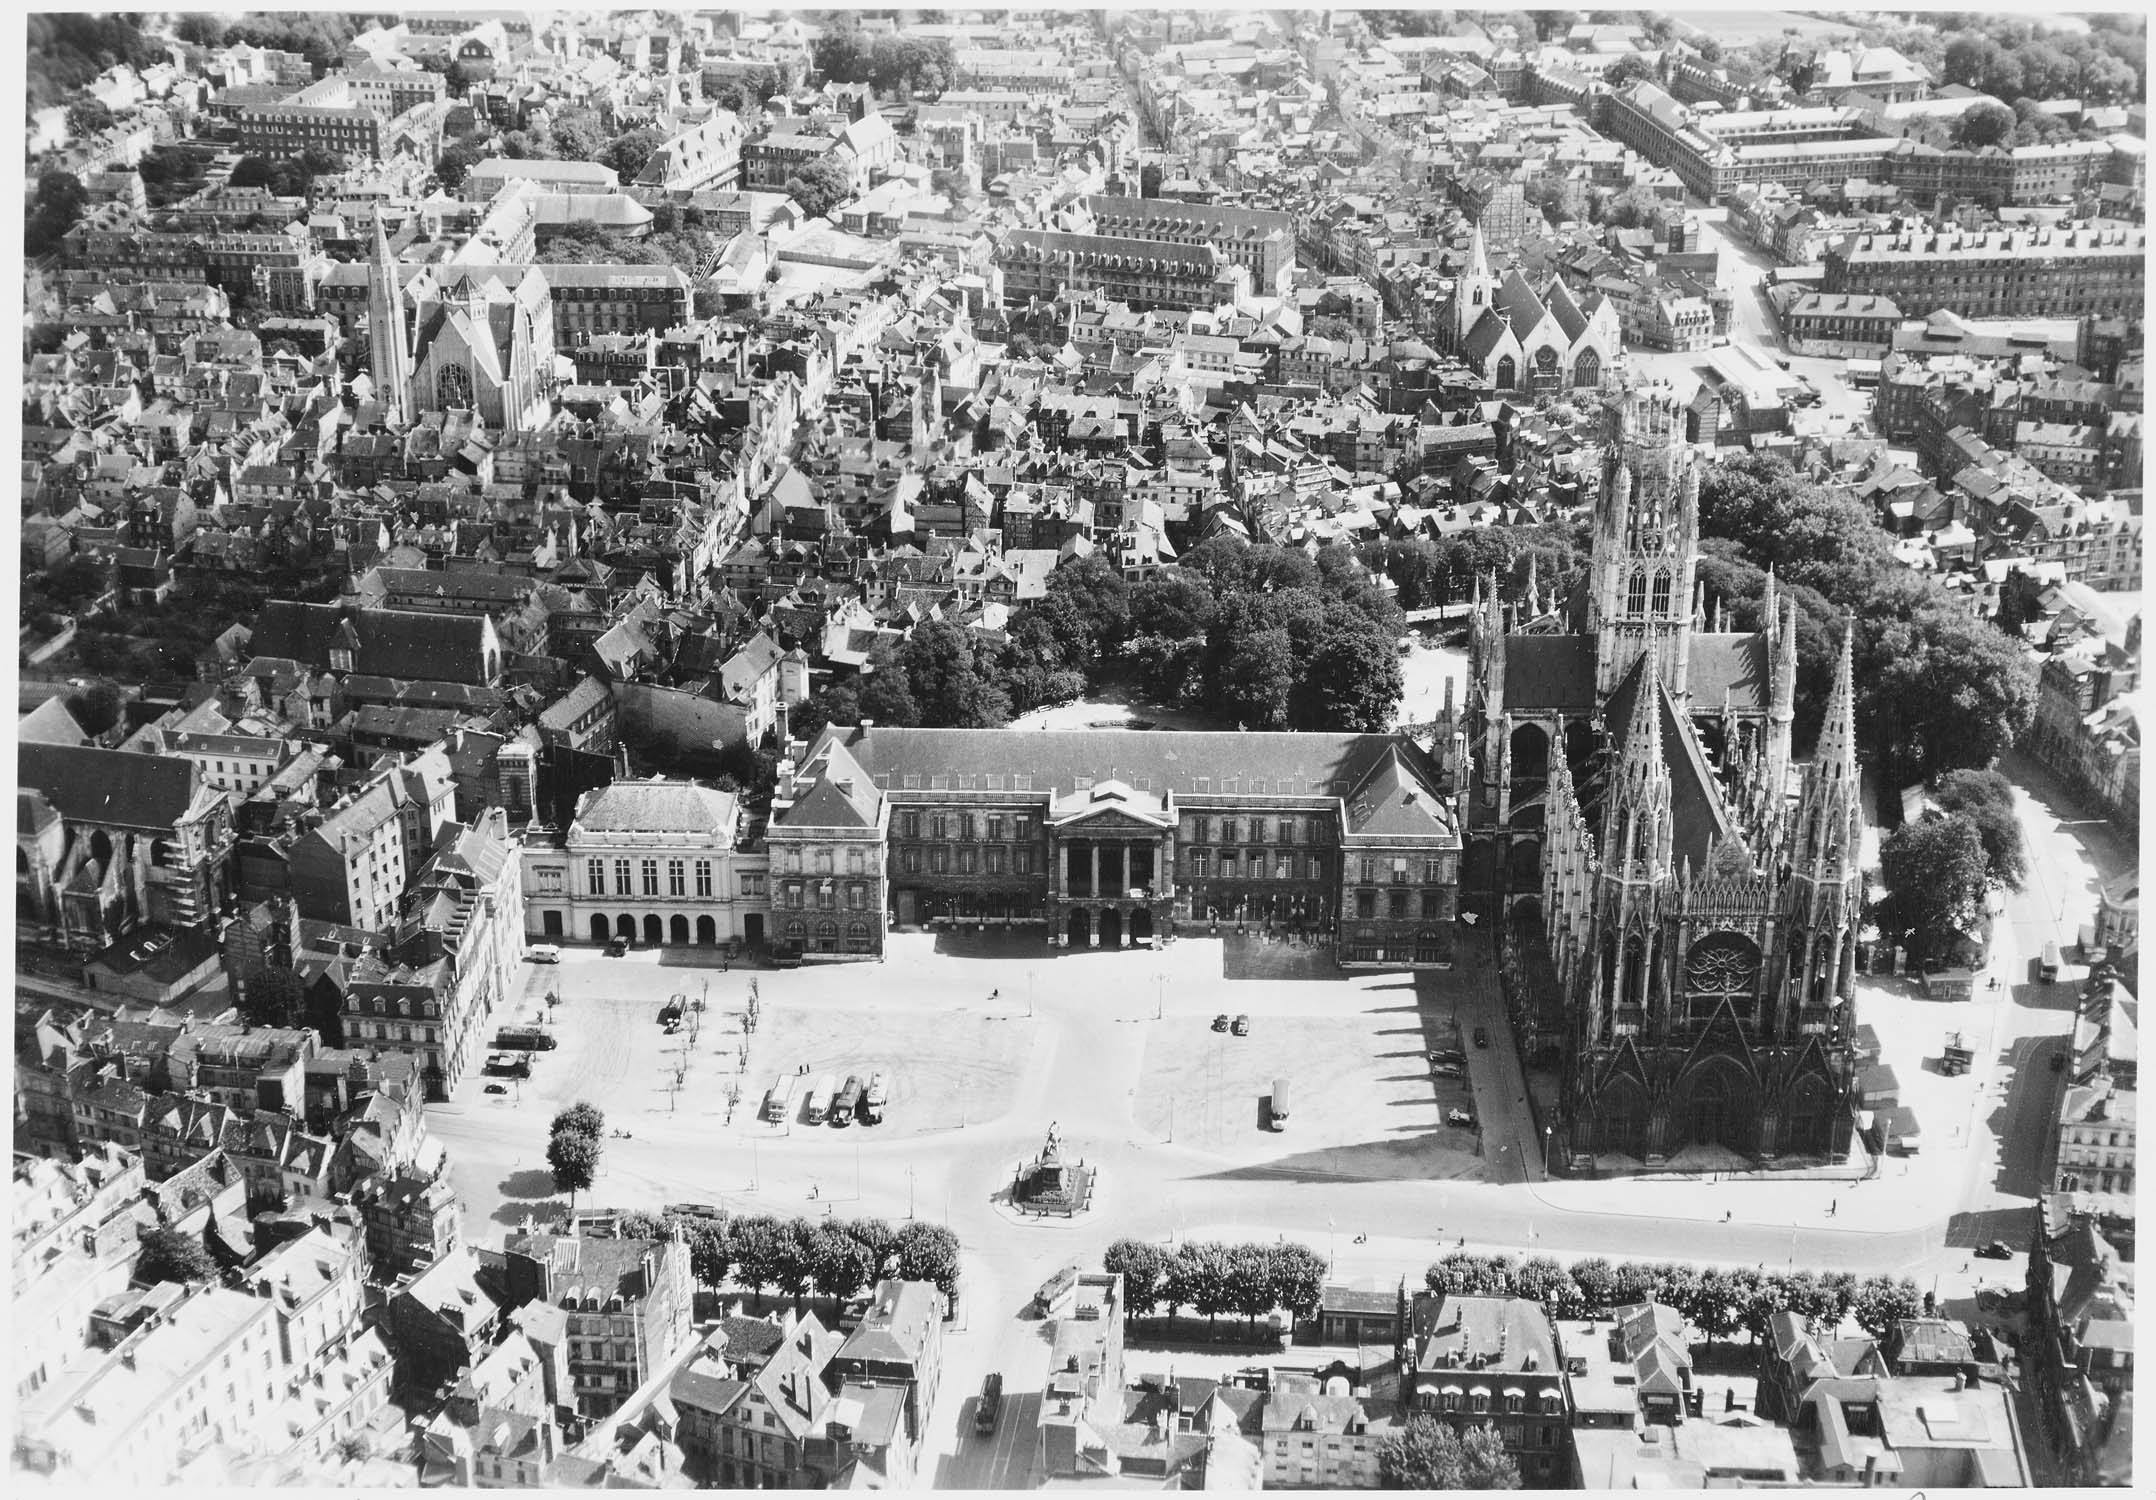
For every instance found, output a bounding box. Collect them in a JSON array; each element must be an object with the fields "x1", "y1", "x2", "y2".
[{"x1": 1048, "y1": 780, "x2": 1177, "y2": 950}]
